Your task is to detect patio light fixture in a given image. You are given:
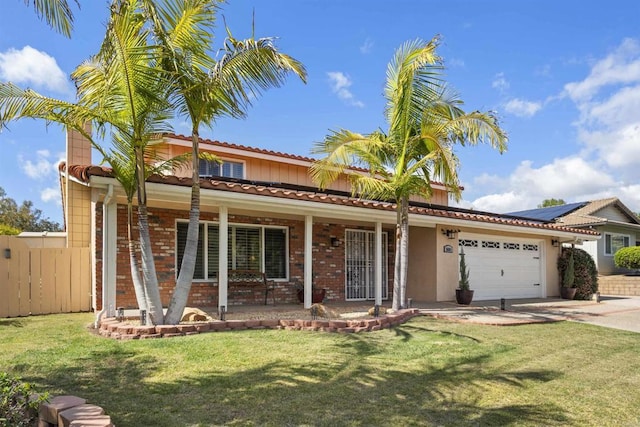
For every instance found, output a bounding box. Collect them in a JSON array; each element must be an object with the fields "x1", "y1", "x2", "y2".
[
  {"x1": 551, "y1": 239, "x2": 559, "y2": 247},
  {"x1": 442, "y1": 229, "x2": 460, "y2": 240},
  {"x1": 330, "y1": 236, "x2": 342, "y2": 247}
]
